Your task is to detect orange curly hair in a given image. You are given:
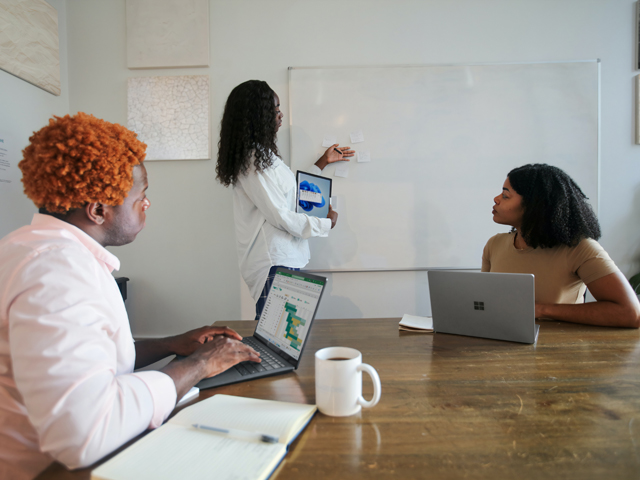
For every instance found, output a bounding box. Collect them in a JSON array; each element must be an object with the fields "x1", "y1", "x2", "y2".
[{"x1": 19, "y1": 112, "x2": 146, "y2": 214}]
